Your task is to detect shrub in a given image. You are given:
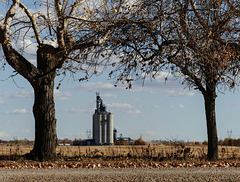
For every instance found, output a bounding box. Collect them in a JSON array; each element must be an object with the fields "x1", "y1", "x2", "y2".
[
  {"x1": 202, "y1": 141, "x2": 208, "y2": 145},
  {"x1": 114, "y1": 140, "x2": 128, "y2": 145},
  {"x1": 133, "y1": 138, "x2": 147, "y2": 145},
  {"x1": 194, "y1": 141, "x2": 200, "y2": 145}
]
